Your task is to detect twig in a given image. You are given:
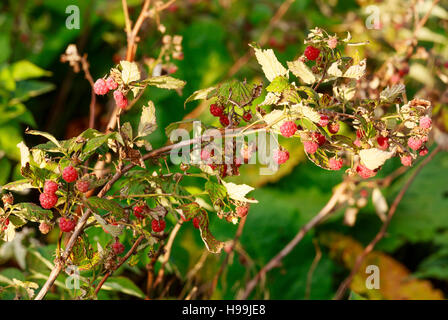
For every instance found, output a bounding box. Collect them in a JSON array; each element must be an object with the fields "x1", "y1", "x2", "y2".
[
  {"x1": 305, "y1": 239, "x2": 322, "y2": 299},
  {"x1": 333, "y1": 145, "x2": 442, "y2": 299},
  {"x1": 239, "y1": 182, "x2": 347, "y2": 299}
]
